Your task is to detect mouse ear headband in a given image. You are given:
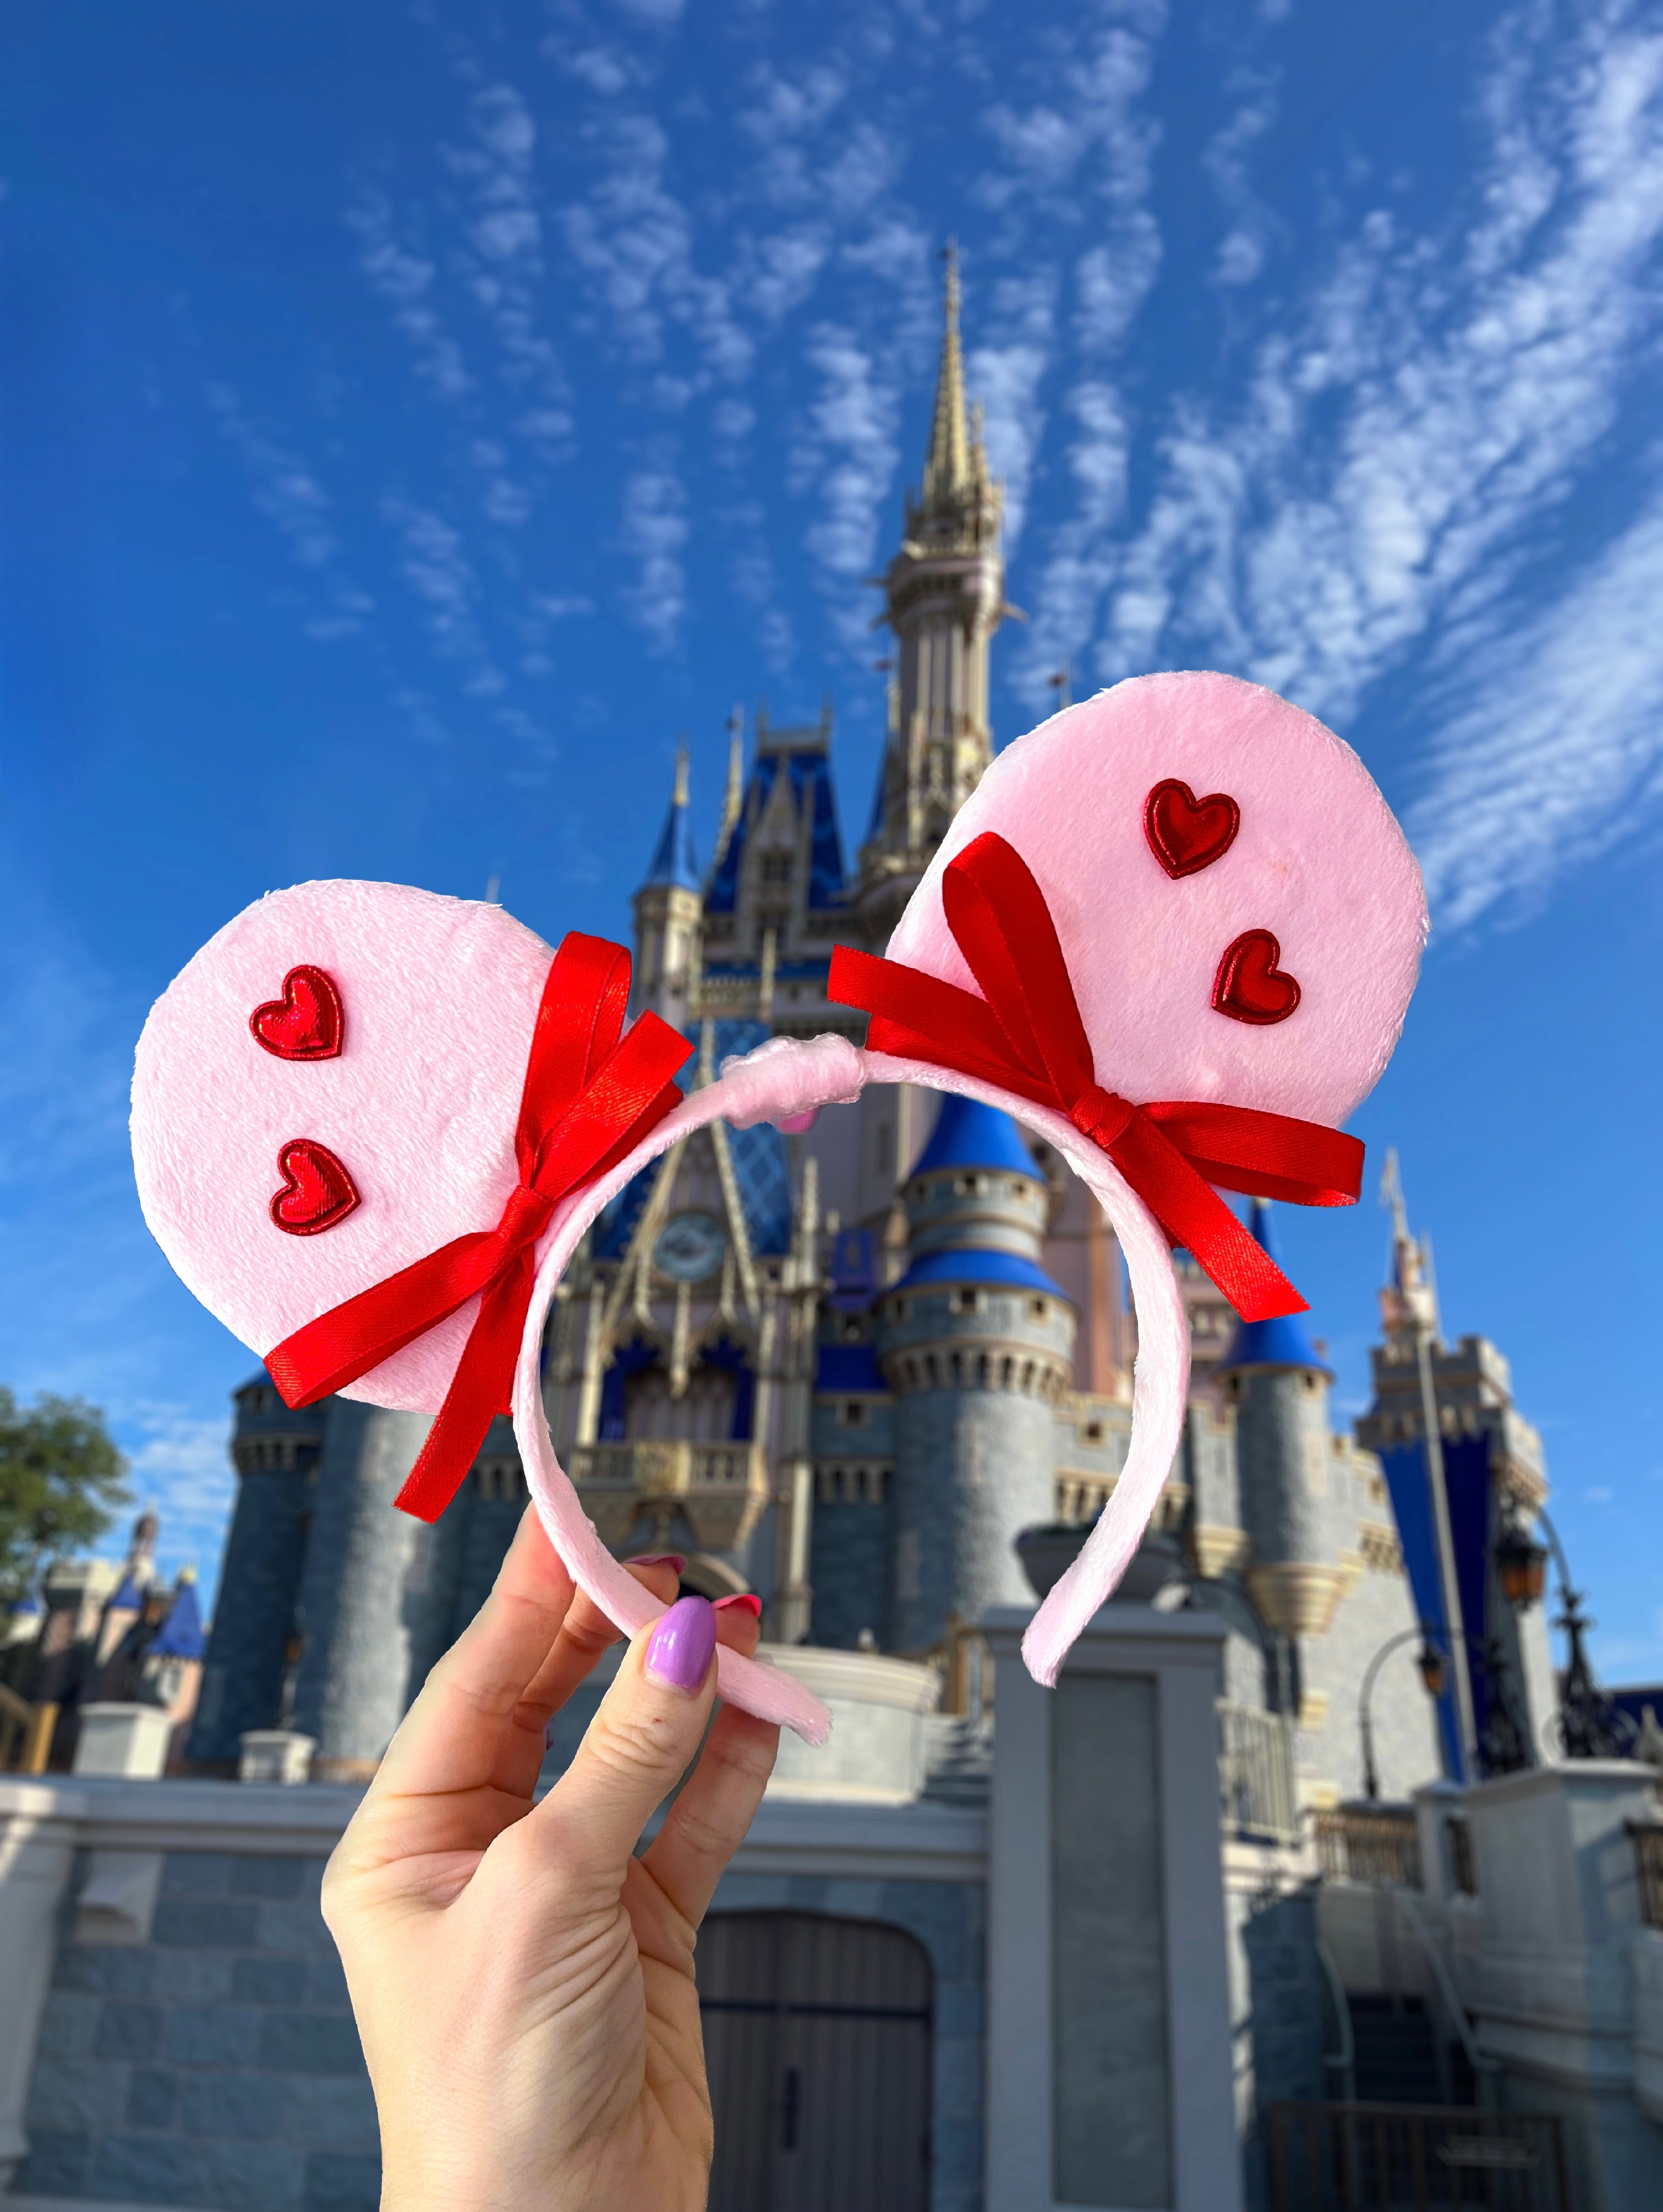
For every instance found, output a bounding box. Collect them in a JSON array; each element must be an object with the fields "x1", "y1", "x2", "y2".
[{"x1": 132, "y1": 672, "x2": 1425, "y2": 1747}]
